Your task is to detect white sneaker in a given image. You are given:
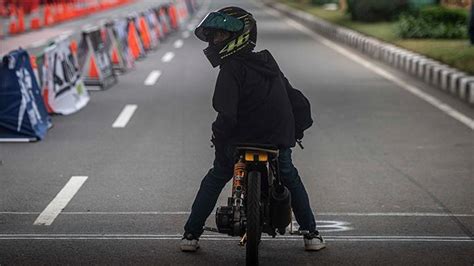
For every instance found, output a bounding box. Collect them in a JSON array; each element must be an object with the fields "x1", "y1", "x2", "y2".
[
  {"x1": 304, "y1": 231, "x2": 326, "y2": 251},
  {"x1": 180, "y1": 233, "x2": 200, "y2": 252}
]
